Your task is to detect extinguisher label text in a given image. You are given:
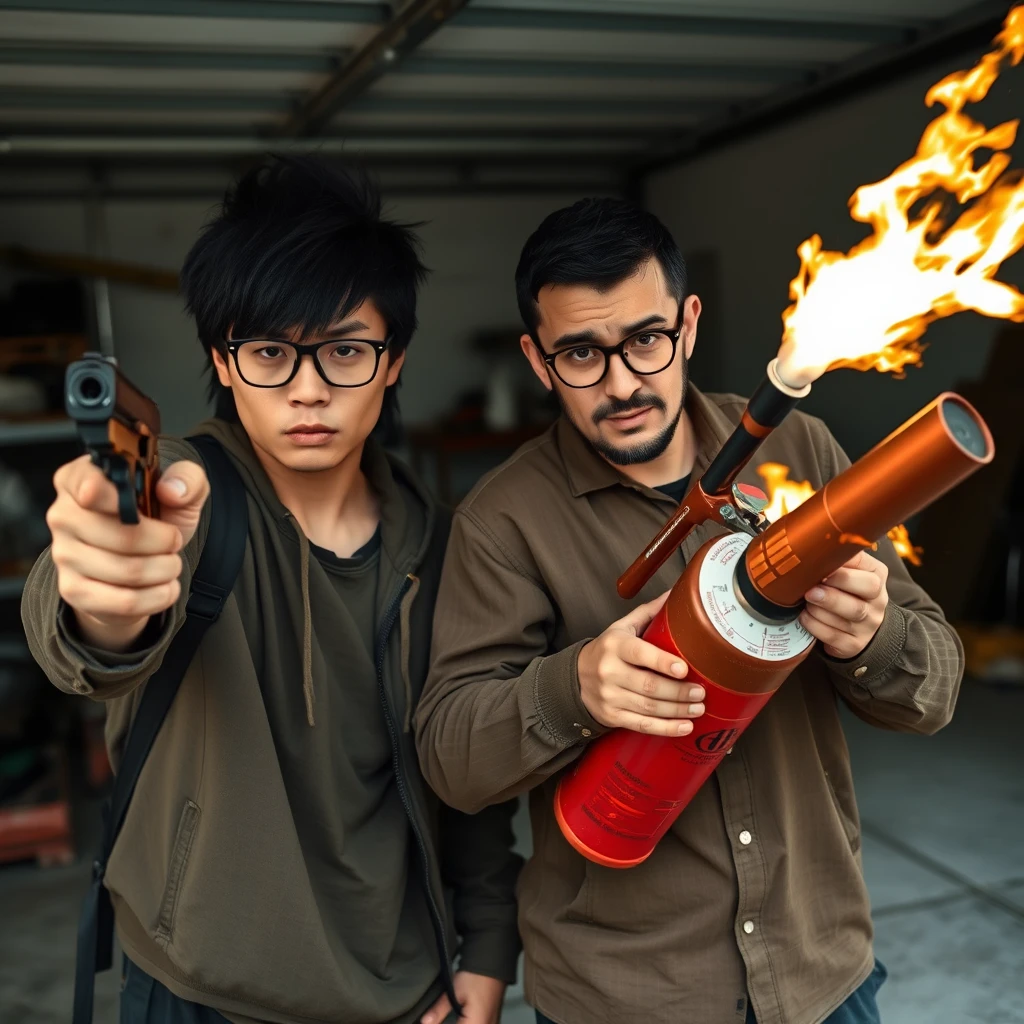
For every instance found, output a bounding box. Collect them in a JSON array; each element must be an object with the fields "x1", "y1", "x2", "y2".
[{"x1": 695, "y1": 728, "x2": 740, "y2": 753}]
